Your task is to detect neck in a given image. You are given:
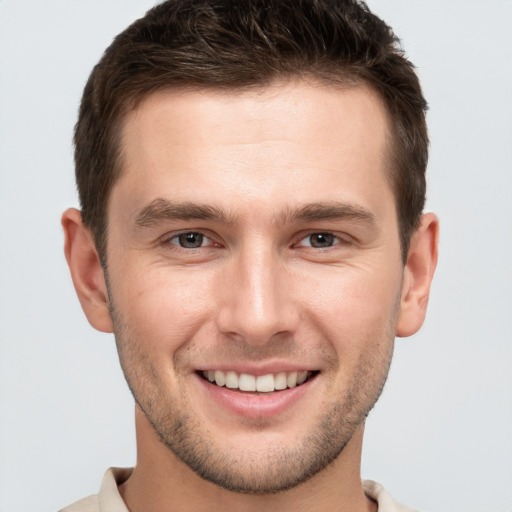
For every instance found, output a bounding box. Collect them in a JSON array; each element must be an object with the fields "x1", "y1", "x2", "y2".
[{"x1": 119, "y1": 407, "x2": 376, "y2": 512}]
